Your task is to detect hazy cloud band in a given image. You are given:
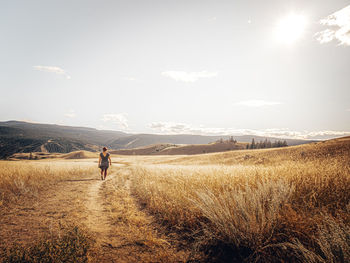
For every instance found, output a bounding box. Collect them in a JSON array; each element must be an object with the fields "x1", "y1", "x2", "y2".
[
  {"x1": 148, "y1": 122, "x2": 350, "y2": 140},
  {"x1": 33, "y1": 65, "x2": 71, "y2": 79}
]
